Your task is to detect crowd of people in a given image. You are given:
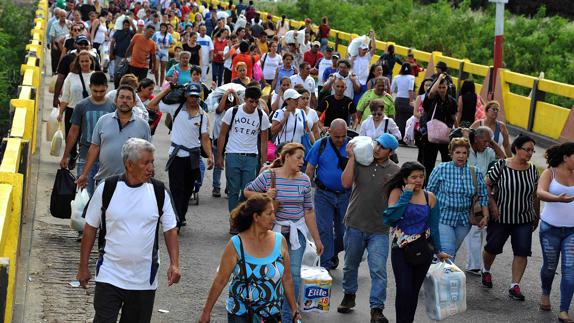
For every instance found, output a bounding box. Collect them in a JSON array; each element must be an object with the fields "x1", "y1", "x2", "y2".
[{"x1": 45, "y1": 0, "x2": 574, "y2": 322}]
